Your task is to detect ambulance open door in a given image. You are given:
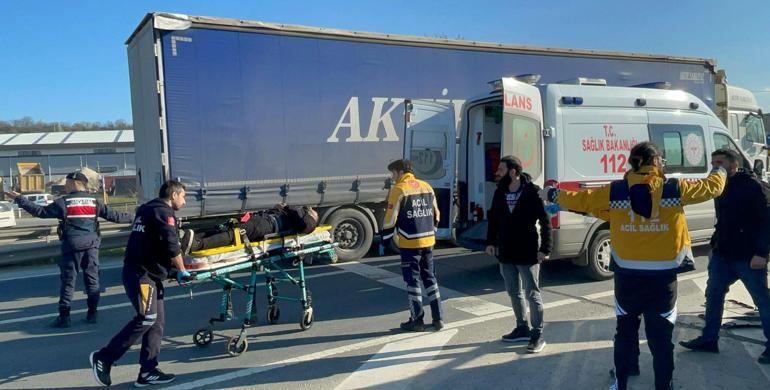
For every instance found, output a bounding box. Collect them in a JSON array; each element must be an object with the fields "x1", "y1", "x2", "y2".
[
  {"x1": 403, "y1": 100, "x2": 456, "y2": 240},
  {"x1": 500, "y1": 77, "x2": 545, "y2": 186}
]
